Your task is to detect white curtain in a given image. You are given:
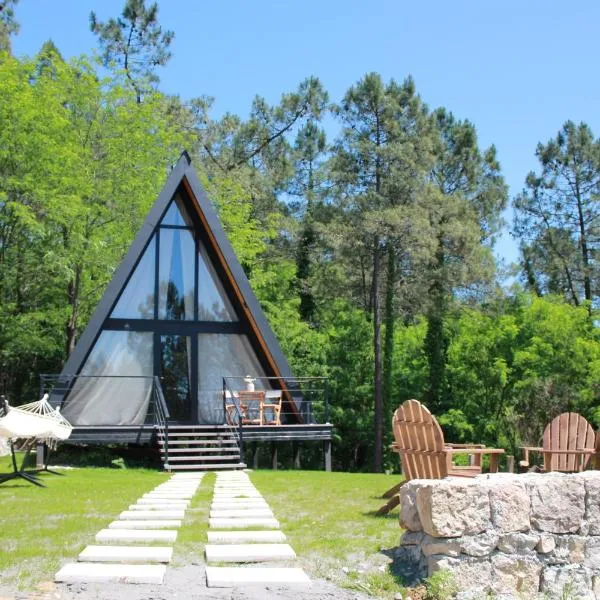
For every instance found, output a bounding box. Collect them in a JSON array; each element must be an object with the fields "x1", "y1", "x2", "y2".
[
  {"x1": 197, "y1": 334, "x2": 269, "y2": 424},
  {"x1": 61, "y1": 331, "x2": 153, "y2": 426}
]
